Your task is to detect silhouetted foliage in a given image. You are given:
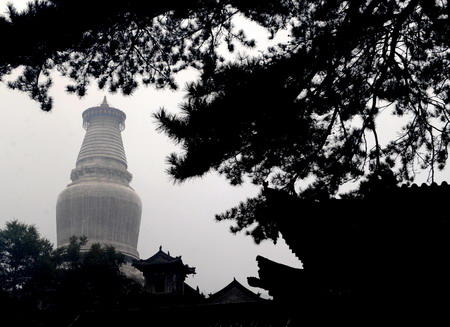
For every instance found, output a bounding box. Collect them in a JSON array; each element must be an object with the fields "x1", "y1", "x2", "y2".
[
  {"x1": 0, "y1": 221, "x2": 145, "y2": 326},
  {"x1": 55, "y1": 236, "x2": 143, "y2": 313},
  {"x1": 0, "y1": 220, "x2": 54, "y2": 295},
  {"x1": 154, "y1": 0, "x2": 450, "y2": 243},
  {"x1": 0, "y1": 220, "x2": 57, "y2": 325},
  {"x1": 0, "y1": 0, "x2": 261, "y2": 110},
  {"x1": 3, "y1": 1, "x2": 450, "y2": 242}
]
